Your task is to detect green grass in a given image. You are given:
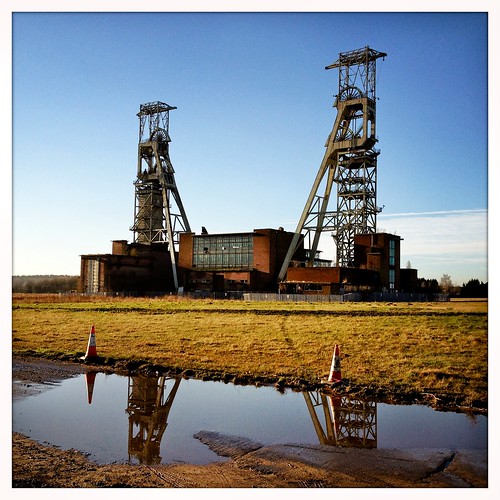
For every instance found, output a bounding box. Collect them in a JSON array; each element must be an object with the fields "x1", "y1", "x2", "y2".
[{"x1": 12, "y1": 295, "x2": 488, "y2": 409}]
